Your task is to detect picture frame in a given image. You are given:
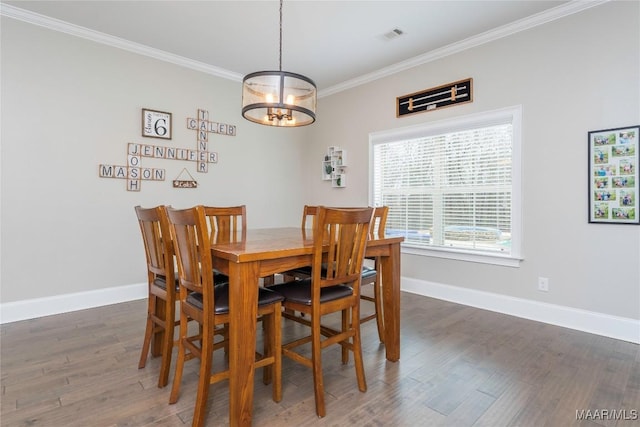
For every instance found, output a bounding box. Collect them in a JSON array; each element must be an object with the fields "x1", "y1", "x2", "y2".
[
  {"x1": 396, "y1": 78, "x2": 473, "y2": 117},
  {"x1": 588, "y1": 125, "x2": 639, "y2": 224},
  {"x1": 142, "y1": 108, "x2": 172, "y2": 139}
]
